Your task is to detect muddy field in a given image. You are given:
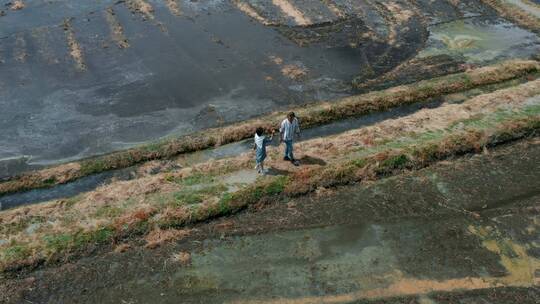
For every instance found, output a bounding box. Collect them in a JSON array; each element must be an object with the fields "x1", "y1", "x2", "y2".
[
  {"x1": 1, "y1": 1, "x2": 540, "y2": 302},
  {"x1": 1, "y1": 138, "x2": 539, "y2": 303},
  {"x1": 1, "y1": 0, "x2": 539, "y2": 177}
]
